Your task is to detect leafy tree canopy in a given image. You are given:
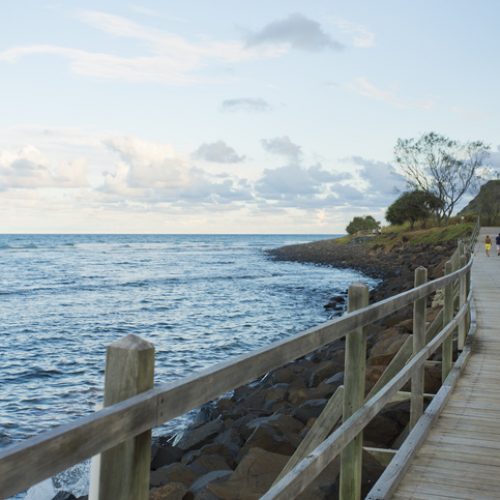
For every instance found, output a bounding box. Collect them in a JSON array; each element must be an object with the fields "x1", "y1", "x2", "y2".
[
  {"x1": 394, "y1": 132, "x2": 490, "y2": 222},
  {"x1": 386, "y1": 190, "x2": 442, "y2": 228},
  {"x1": 346, "y1": 215, "x2": 380, "y2": 235}
]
